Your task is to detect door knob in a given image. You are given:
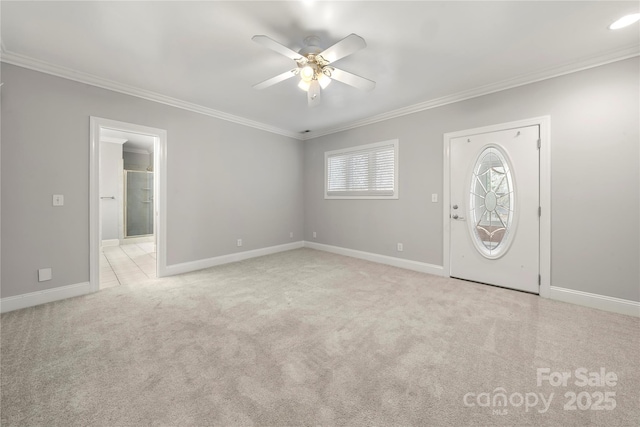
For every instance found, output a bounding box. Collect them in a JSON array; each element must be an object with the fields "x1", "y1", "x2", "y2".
[
  {"x1": 453, "y1": 214, "x2": 459, "y2": 219},
  {"x1": 452, "y1": 204, "x2": 459, "y2": 209}
]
